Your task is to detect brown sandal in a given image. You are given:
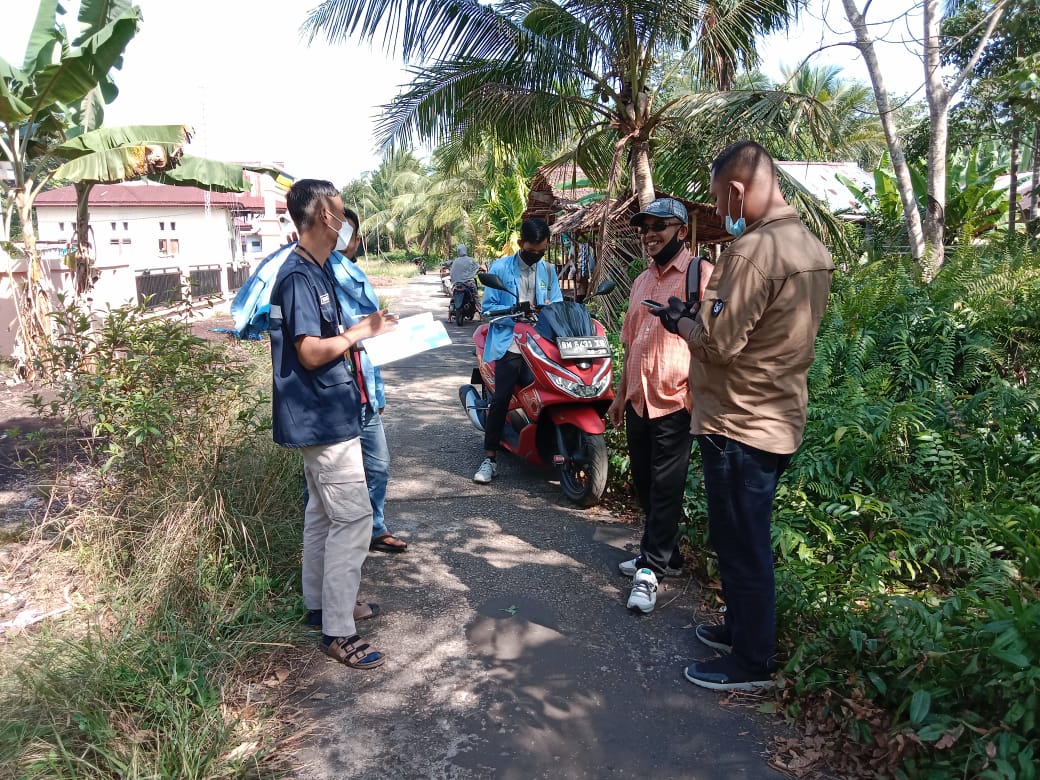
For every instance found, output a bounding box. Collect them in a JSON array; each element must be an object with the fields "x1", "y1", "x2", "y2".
[
  {"x1": 354, "y1": 601, "x2": 381, "y2": 621},
  {"x1": 370, "y1": 532, "x2": 408, "y2": 553},
  {"x1": 323, "y1": 635, "x2": 385, "y2": 669},
  {"x1": 305, "y1": 600, "x2": 381, "y2": 628}
]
